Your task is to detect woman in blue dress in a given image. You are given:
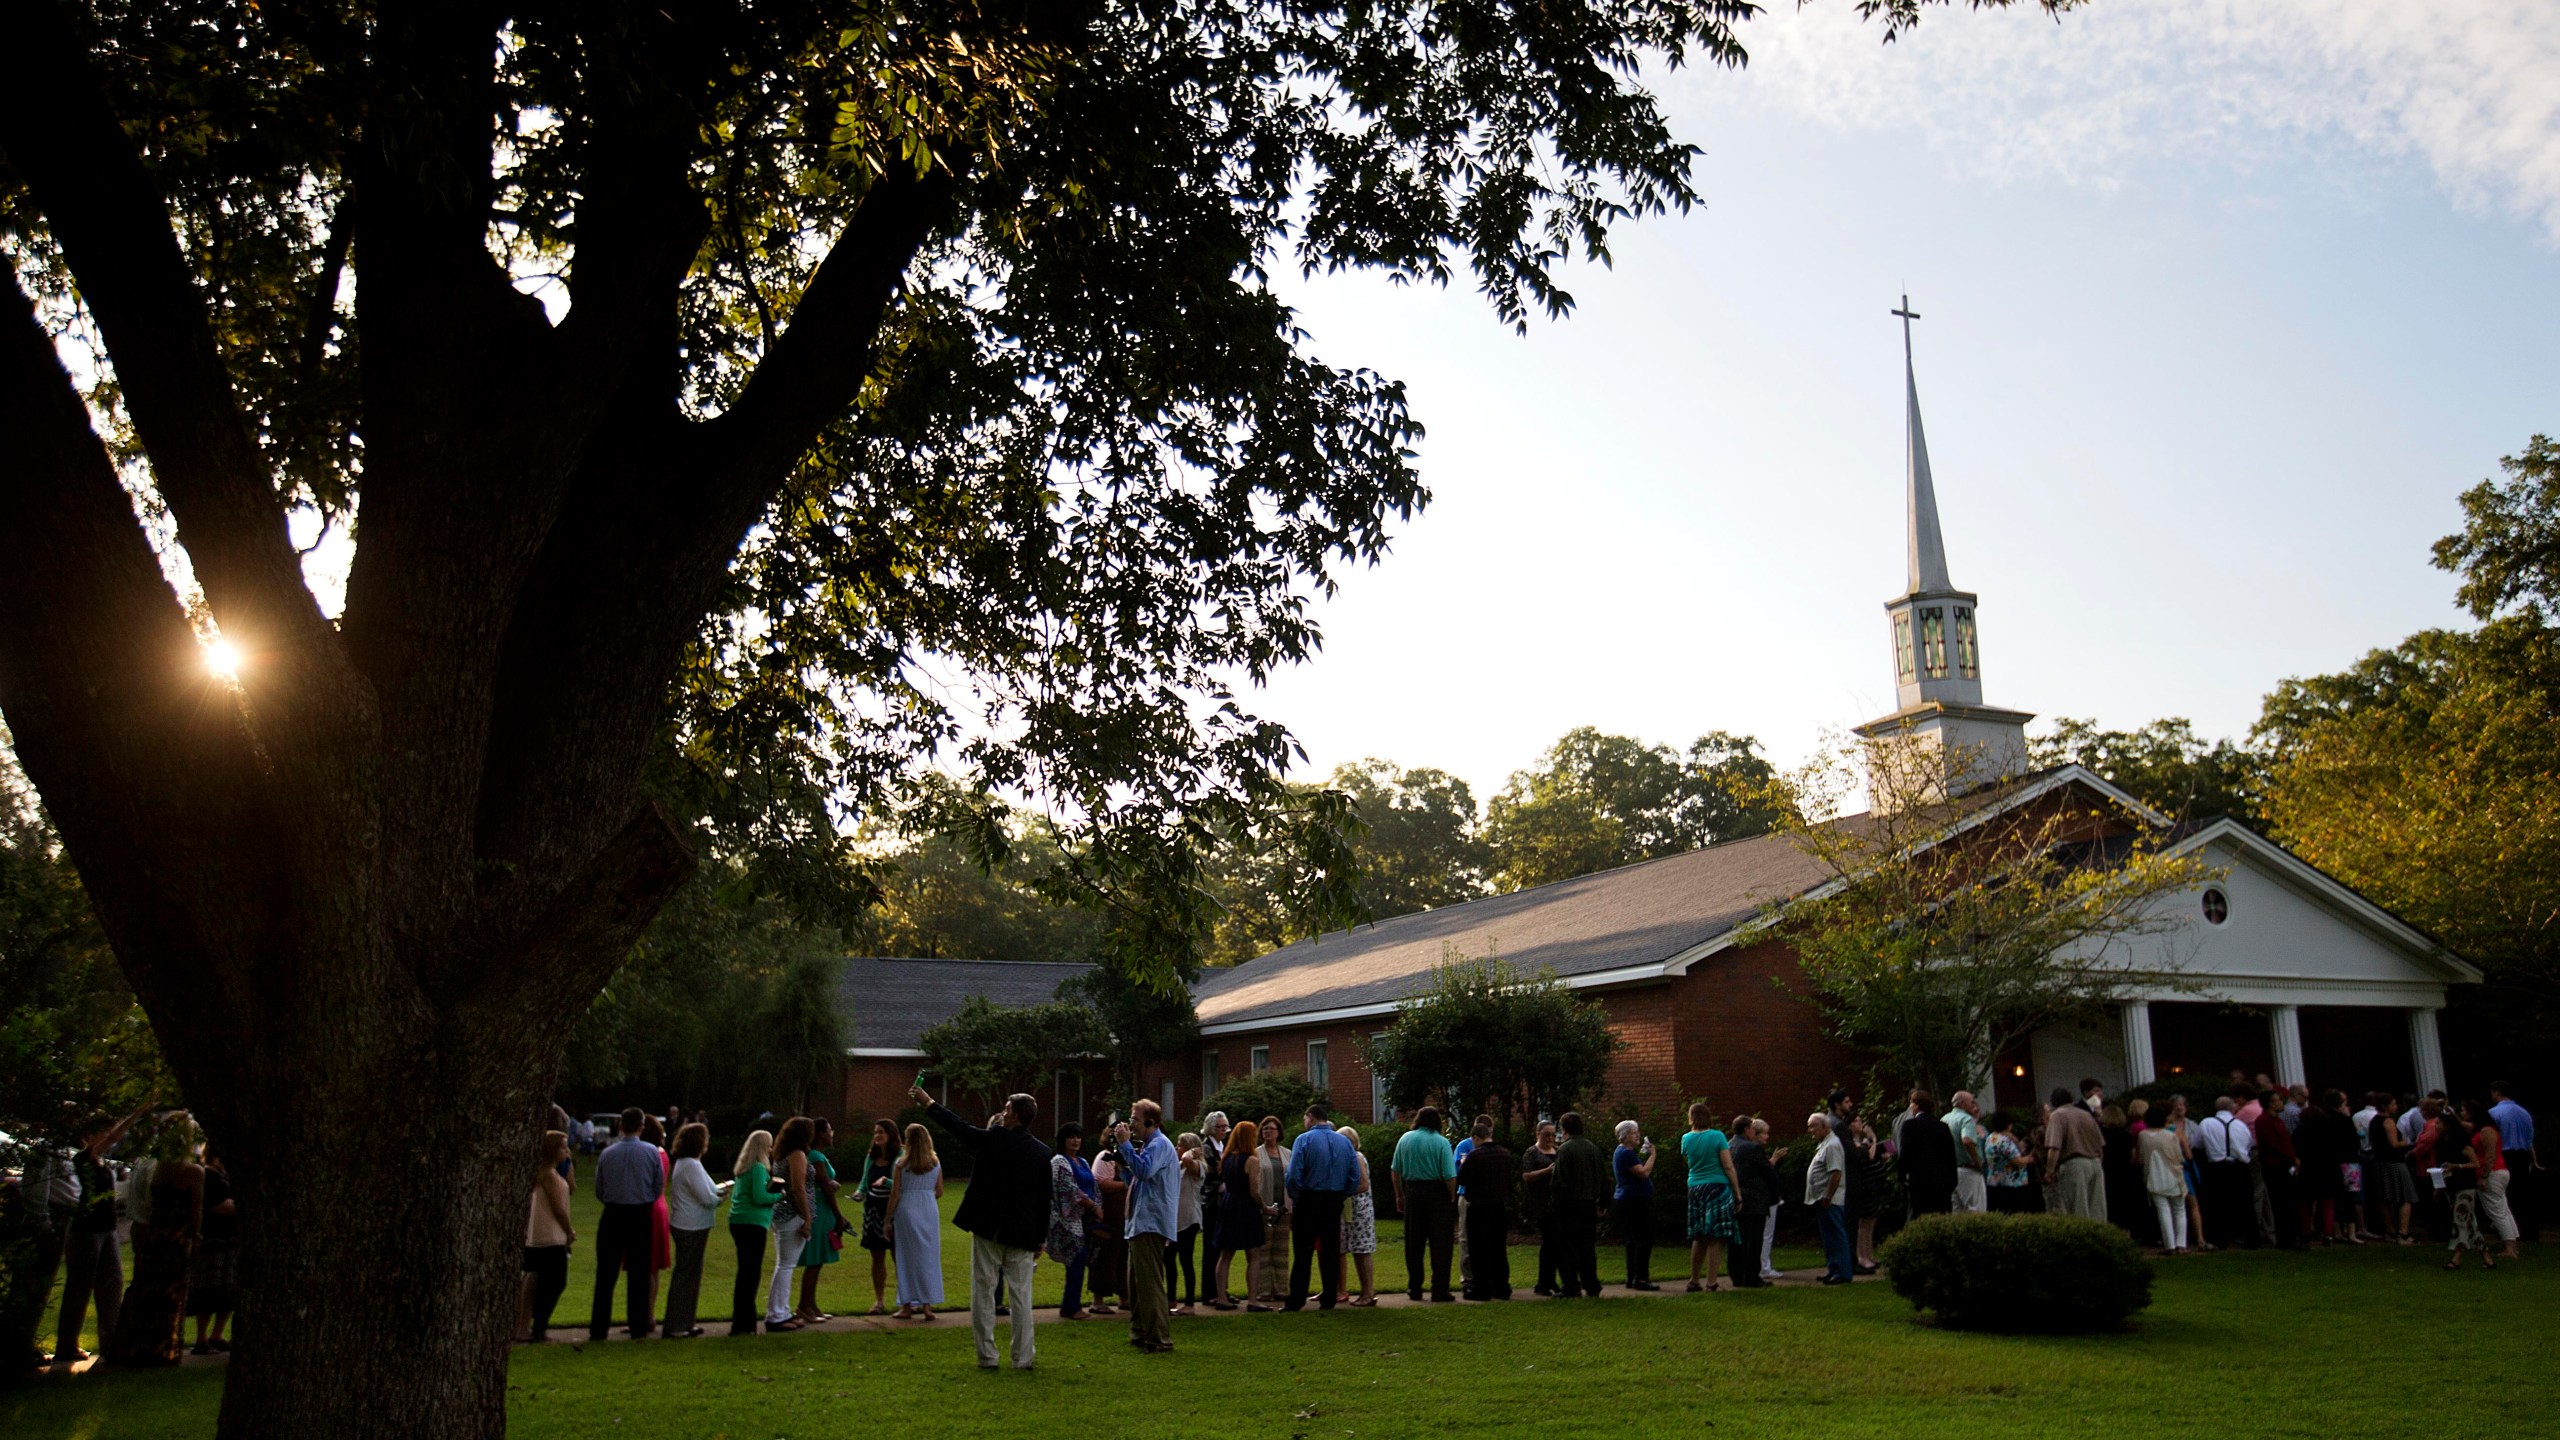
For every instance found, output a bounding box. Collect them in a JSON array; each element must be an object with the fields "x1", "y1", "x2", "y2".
[{"x1": 889, "y1": 1123, "x2": 945, "y2": 1319}]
